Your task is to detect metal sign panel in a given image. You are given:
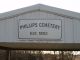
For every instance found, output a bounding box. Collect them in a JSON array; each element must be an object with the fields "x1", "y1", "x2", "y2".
[{"x1": 18, "y1": 20, "x2": 62, "y2": 40}]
